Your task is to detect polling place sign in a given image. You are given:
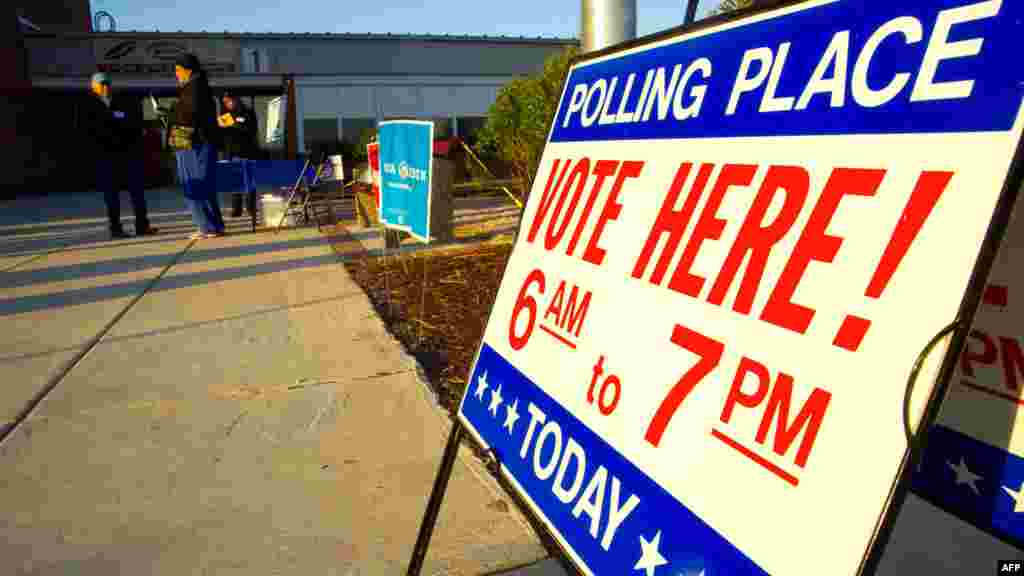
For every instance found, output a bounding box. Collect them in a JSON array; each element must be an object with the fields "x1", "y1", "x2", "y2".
[
  {"x1": 912, "y1": 203, "x2": 1024, "y2": 547},
  {"x1": 456, "y1": 0, "x2": 1024, "y2": 575},
  {"x1": 378, "y1": 120, "x2": 433, "y2": 242}
]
